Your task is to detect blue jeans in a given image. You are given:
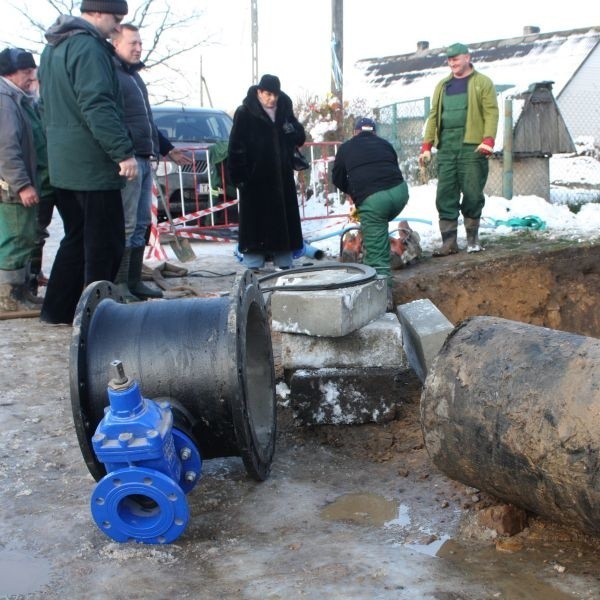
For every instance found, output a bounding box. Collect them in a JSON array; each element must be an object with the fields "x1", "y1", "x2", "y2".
[{"x1": 121, "y1": 157, "x2": 152, "y2": 248}]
